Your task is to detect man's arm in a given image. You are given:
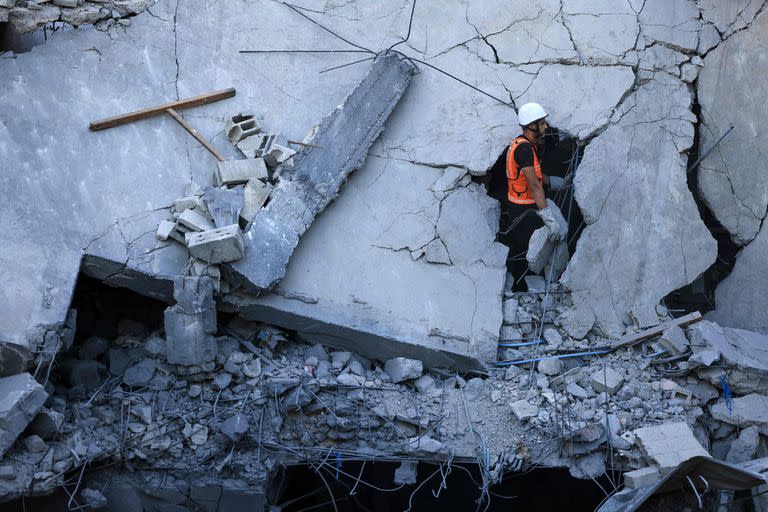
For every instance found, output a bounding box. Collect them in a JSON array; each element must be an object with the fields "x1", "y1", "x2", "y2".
[{"x1": 521, "y1": 166, "x2": 547, "y2": 210}]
